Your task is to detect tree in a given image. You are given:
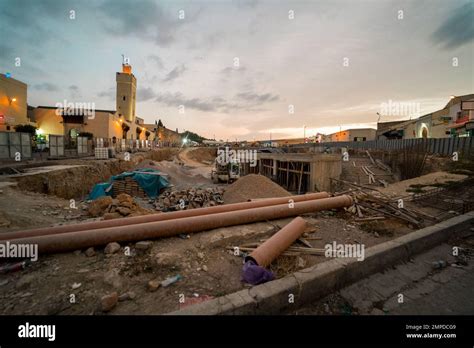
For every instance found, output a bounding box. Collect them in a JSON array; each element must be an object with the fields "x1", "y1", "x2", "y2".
[
  {"x1": 78, "y1": 132, "x2": 94, "y2": 139},
  {"x1": 180, "y1": 130, "x2": 207, "y2": 143},
  {"x1": 14, "y1": 124, "x2": 37, "y2": 135}
]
